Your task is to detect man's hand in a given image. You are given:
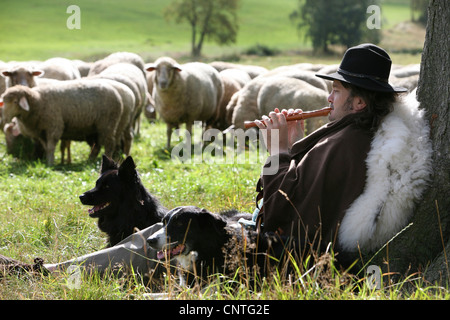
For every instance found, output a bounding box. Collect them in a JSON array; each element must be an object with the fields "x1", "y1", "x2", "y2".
[{"x1": 254, "y1": 108, "x2": 305, "y2": 155}]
